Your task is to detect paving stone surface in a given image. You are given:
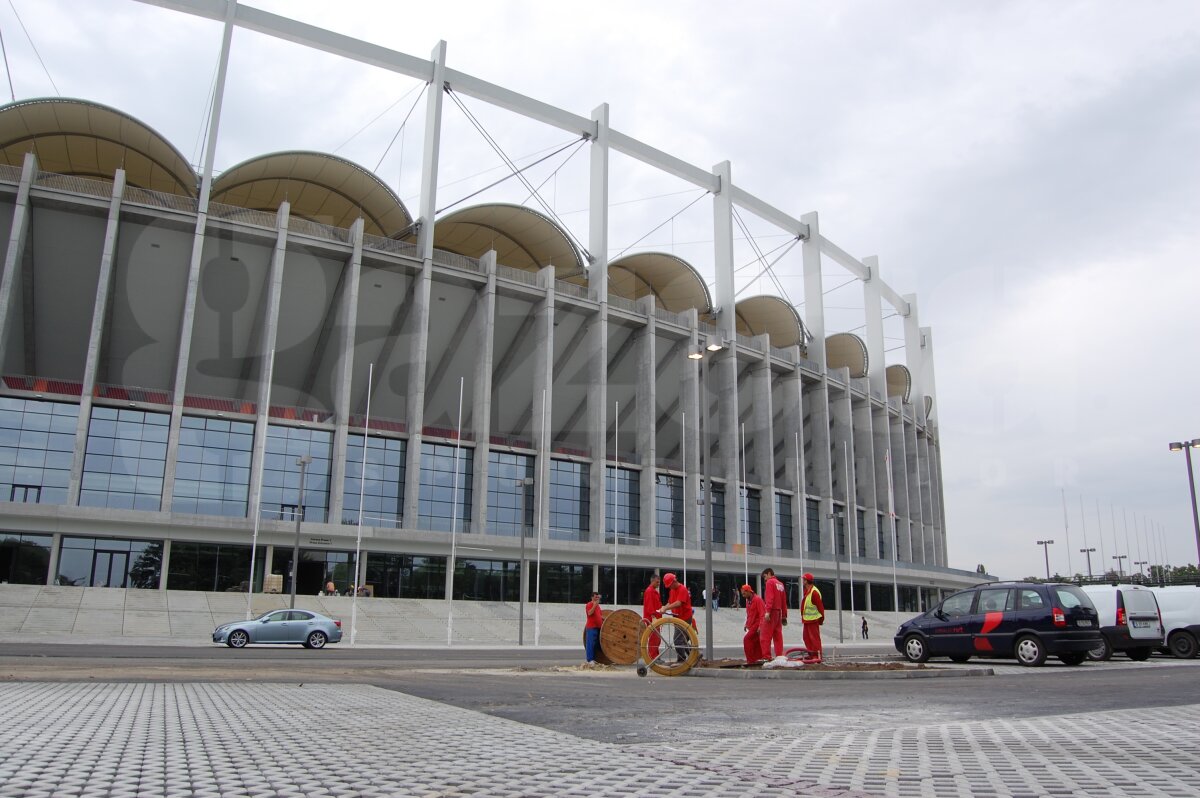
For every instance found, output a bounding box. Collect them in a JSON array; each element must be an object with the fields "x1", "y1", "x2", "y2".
[{"x1": 0, "y1": 682, "x2": 1196, "y2": 797}]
